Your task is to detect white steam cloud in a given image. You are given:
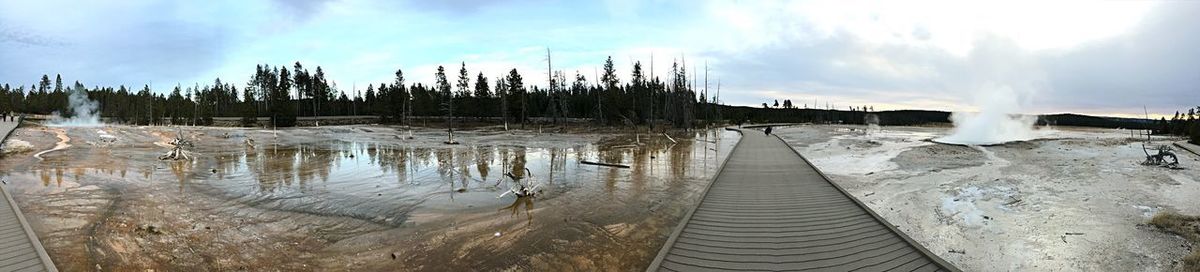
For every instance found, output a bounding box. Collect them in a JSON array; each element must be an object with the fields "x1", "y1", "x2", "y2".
[
  {"x1": 48, "y1": 86, "x2": 103, "y2": 127},
  {"x1": 932, "y1": 36, "x2": 1054, "y2": 146},
  {"x1": 934, "y1": 85, "x2": 1045, "y2": 145}
]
